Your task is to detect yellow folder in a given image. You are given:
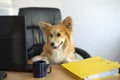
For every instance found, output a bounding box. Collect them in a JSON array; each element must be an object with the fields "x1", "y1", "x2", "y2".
[{"x1": 61, "y1": 56, "x2": 120, "y2": 79}]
